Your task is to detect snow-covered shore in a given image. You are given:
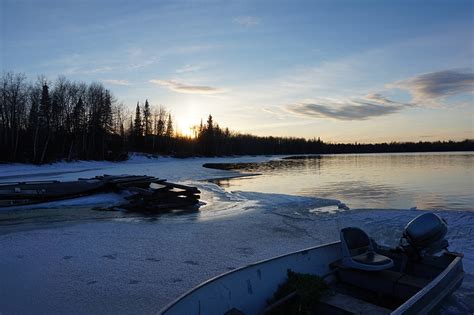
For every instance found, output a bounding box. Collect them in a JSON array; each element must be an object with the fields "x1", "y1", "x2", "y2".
[
  {"x1": 0, "y1": 154, "x2": 271, "y2": 183},
  {"x1": 0, "y1": 155, "x2": 473, "y2": 314}
]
